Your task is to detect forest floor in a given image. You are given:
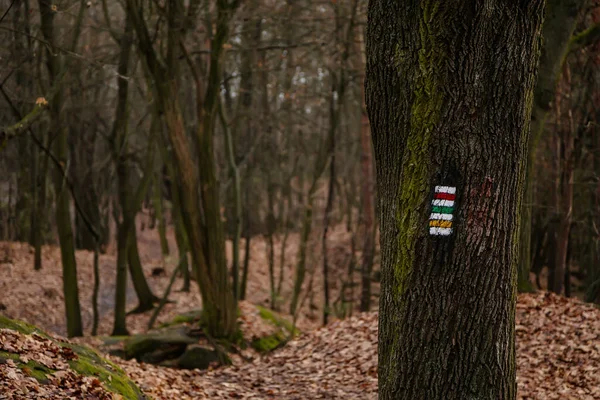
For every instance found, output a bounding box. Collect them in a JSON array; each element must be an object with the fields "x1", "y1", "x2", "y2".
[{"x1": 1, "y1": 223, "x2": 599, "y2": 399}]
